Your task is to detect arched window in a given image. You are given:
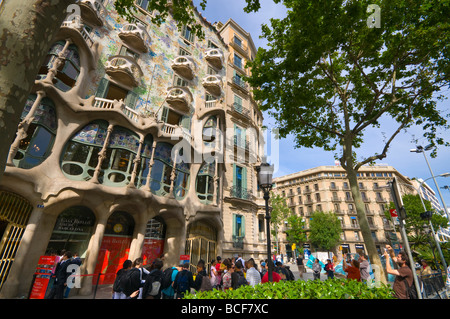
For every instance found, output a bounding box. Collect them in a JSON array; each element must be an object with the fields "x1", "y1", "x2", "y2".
[
  {"x1": 95, "y1": 211, "x2": 135, "y2": 285},
  {"x1": 38, "y1": 41, "x2": 81, "y2": 92},
  {"x1": 150, "y1": 142, "x2": 174, "y2": 197},
  {"x1": 13, "y1": 94, "x2": 57, "y2": 169},
  {"x1": 196, "y1": 161, "x2": 215, "y2": 204},
  {"x1": 103, "y1": 126, "x2": 140, "y2": 187},
  {"x1": 142, "y1": 217, "x2": 166, "y2": 265},
  {"x1": 61, "y1": 120, "x2": 108, "y2": 181},
  {"x1": 46, "y1": 206, "x2": 96, "y2": 259}
]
